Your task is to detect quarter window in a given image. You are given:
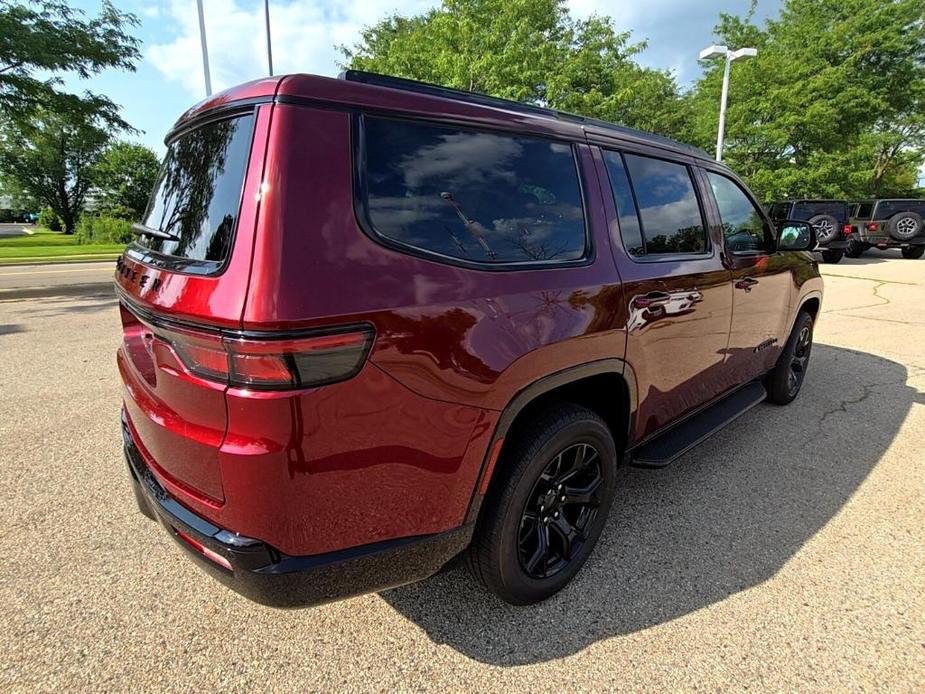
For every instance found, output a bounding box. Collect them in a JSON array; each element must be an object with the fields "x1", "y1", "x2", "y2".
[
  {"x1": 707, "y1": 172, "x2": 774, "y2": 253},
  {"x1": 622, "y1": 154, "x2": 707, "y2": 255},
  {"x1": 361, "y1": 117, "x2": 587, "y2": 265}
]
